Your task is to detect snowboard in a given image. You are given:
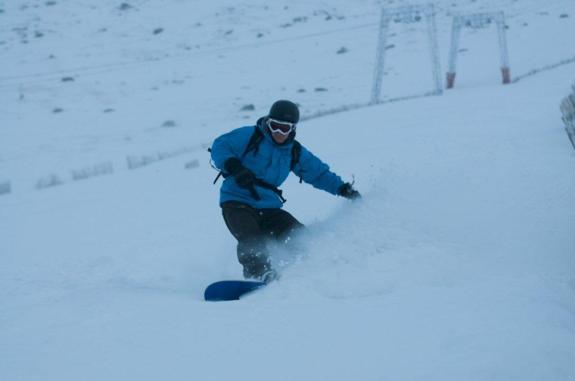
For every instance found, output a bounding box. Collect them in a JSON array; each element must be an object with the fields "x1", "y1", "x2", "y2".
[{"x1": 204, "y1": 280, "x2": 266, "y2": 301}]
